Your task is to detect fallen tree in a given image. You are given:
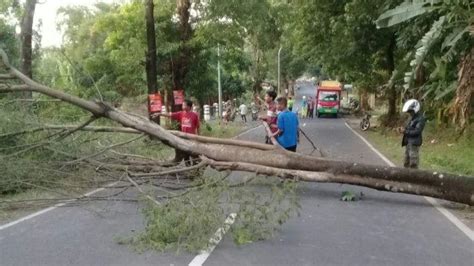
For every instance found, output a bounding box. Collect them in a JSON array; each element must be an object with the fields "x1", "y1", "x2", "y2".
[{"x1": 1, "y1": 49, "x2": 473, "y2": 206}]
